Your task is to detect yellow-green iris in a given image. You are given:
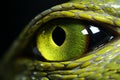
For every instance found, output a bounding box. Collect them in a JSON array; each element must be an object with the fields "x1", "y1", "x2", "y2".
[{"x1": 37, "y1": 19, "x2": 89, "y2": 61}]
